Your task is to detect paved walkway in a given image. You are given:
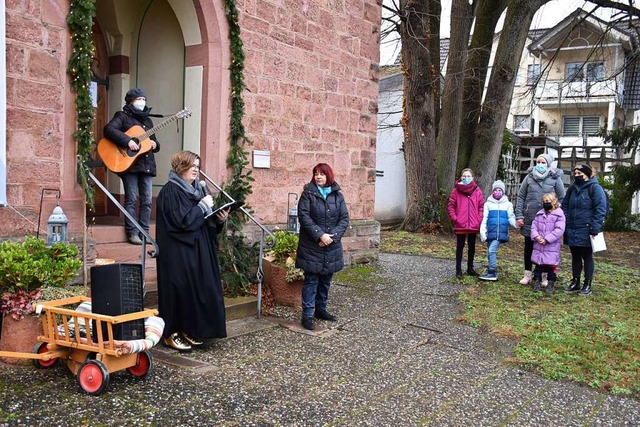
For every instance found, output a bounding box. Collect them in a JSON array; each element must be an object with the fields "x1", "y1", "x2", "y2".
[{"x1": 0, "y1": 253, "x2": 638, "y2": 426}]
